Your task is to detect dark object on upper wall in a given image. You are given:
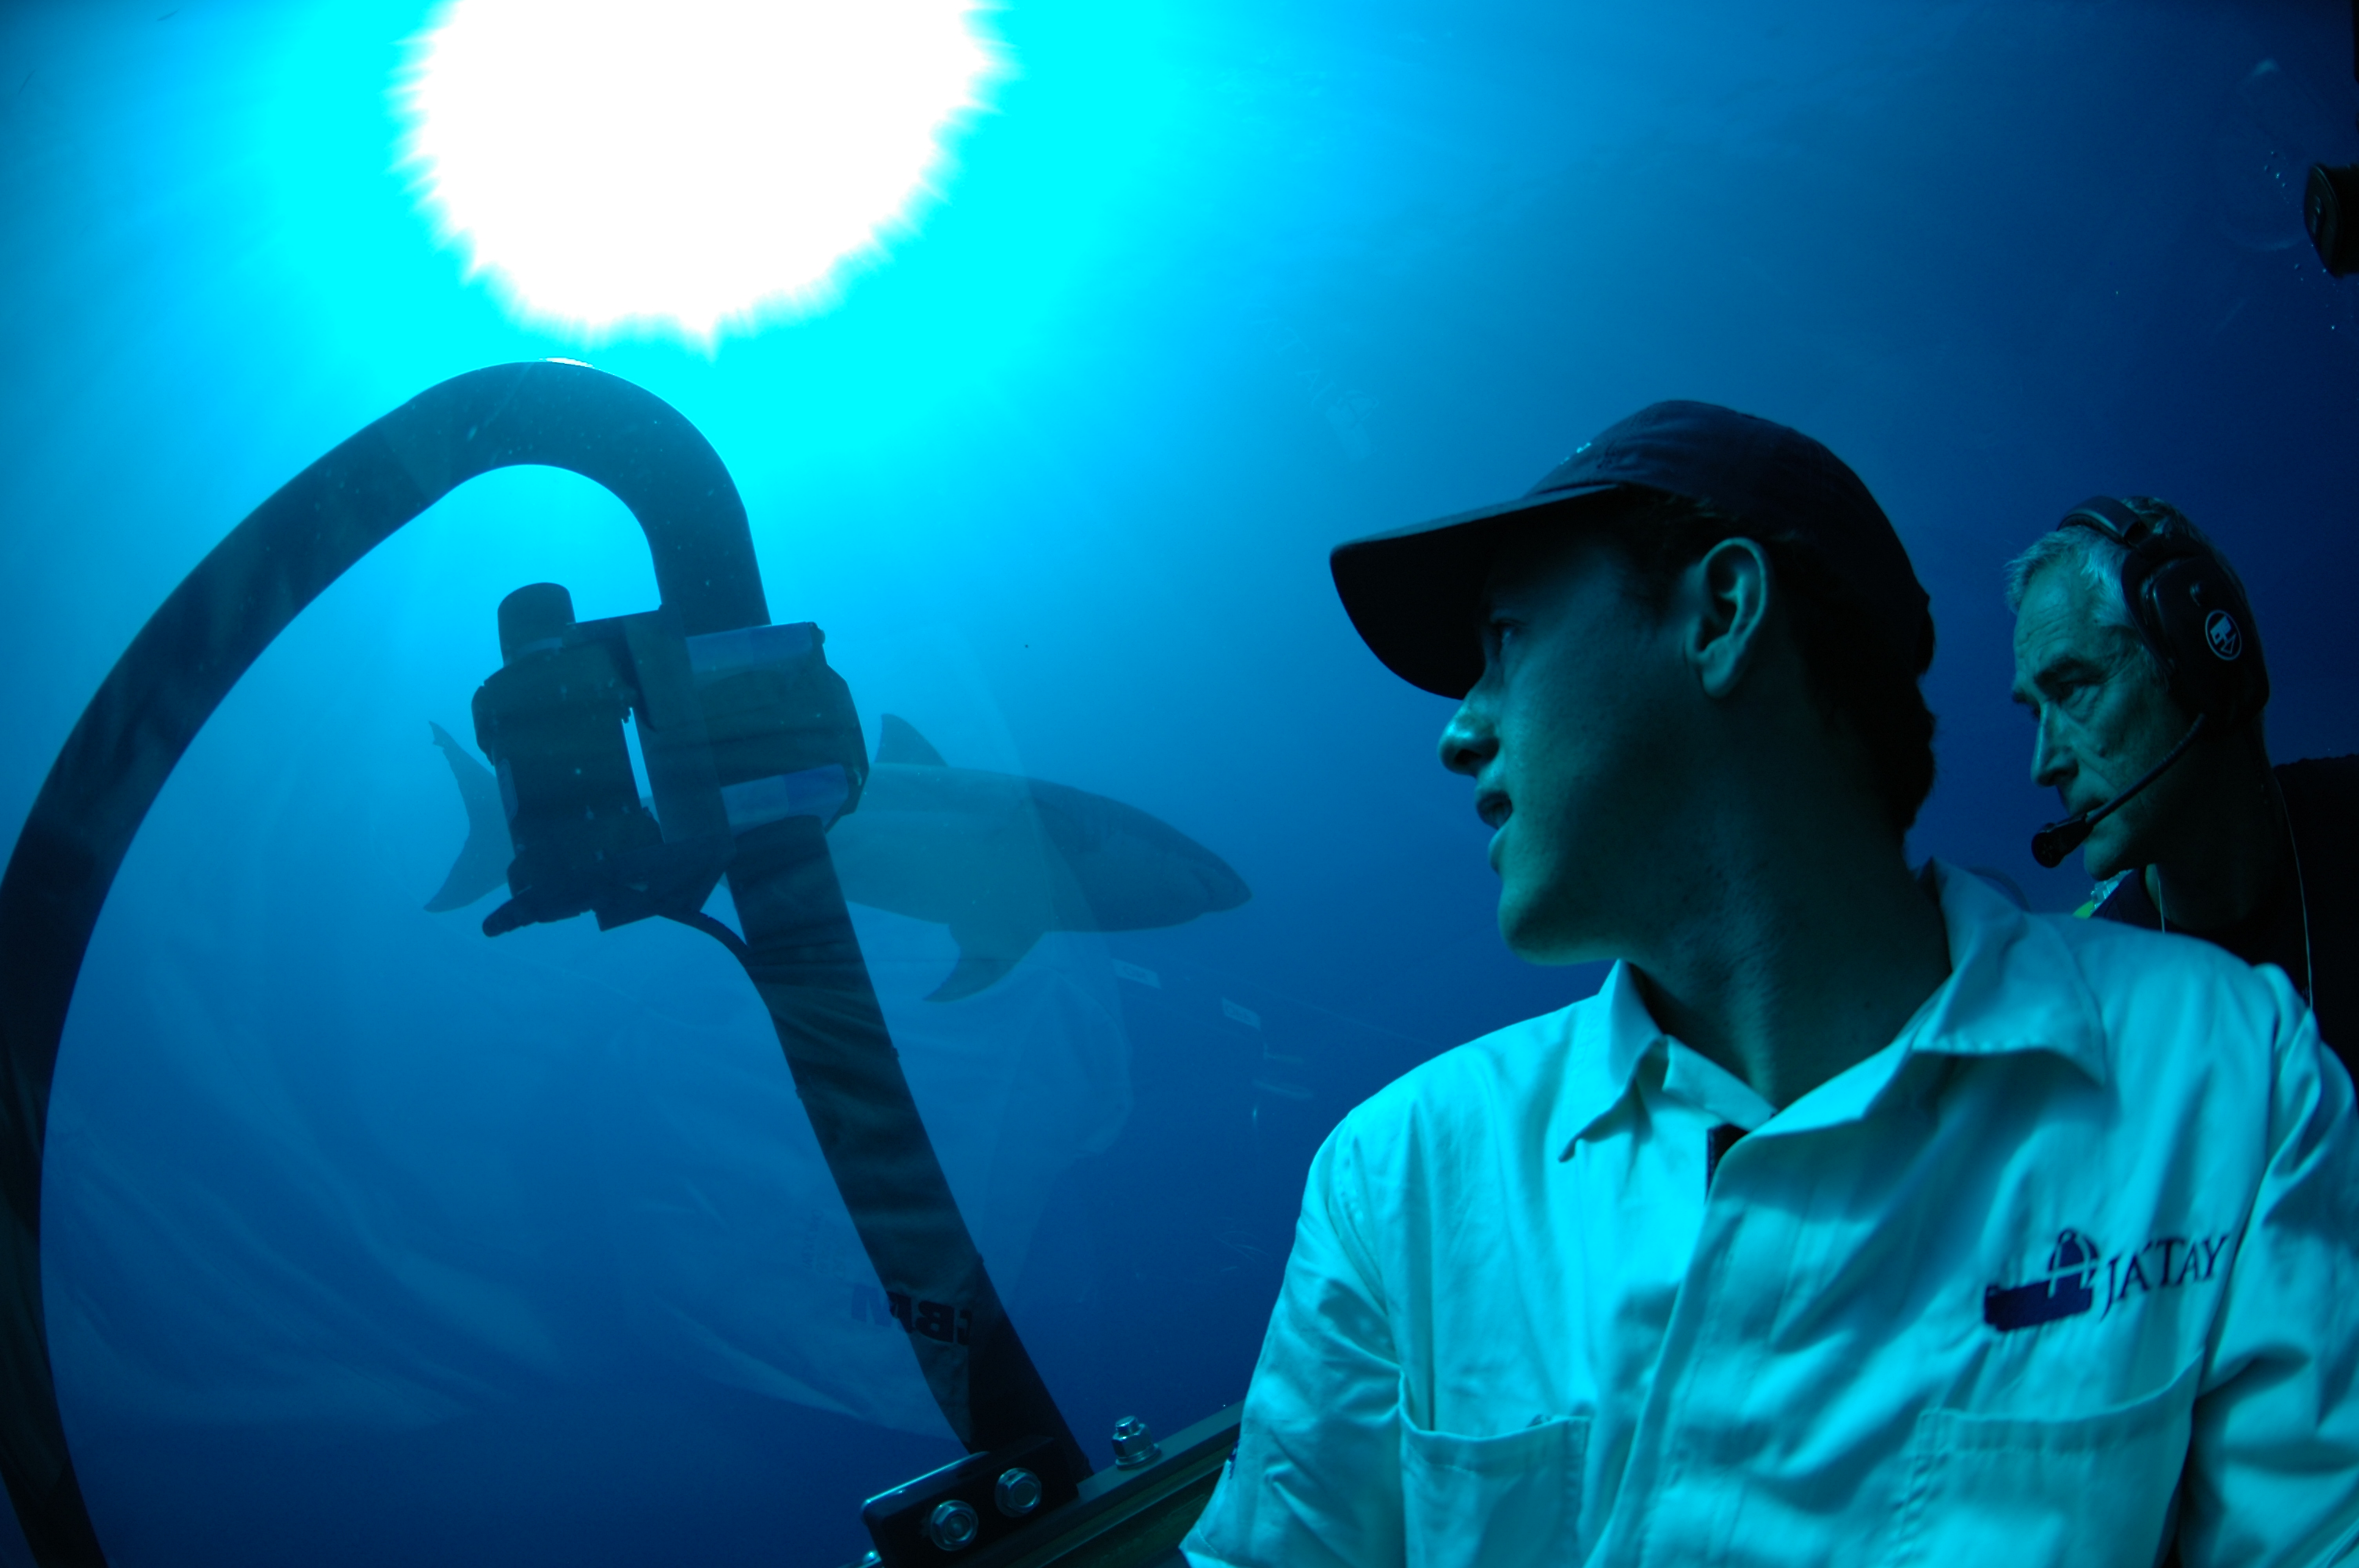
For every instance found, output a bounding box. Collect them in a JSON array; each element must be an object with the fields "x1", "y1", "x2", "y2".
[
  {"x1": 2310, "y1": 0, "x2": 2359, "y2": 276},
  {"x1": 2308, "y1": 161, "x2": 2359, "y2": 275}
]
